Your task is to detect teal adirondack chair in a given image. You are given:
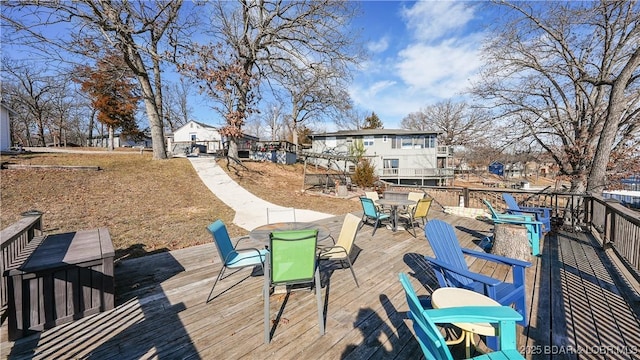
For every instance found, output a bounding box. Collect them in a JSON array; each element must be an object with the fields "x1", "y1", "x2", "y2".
[
  {"x1": 483, "y1": 199, "x2": 543, "y2": 256},
  {"x1": 502, "y1": 193, "x2": 552, "y2": 233},
  {"x1": 399, "y1": 273, "x2": 525, "y2": 359}
]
